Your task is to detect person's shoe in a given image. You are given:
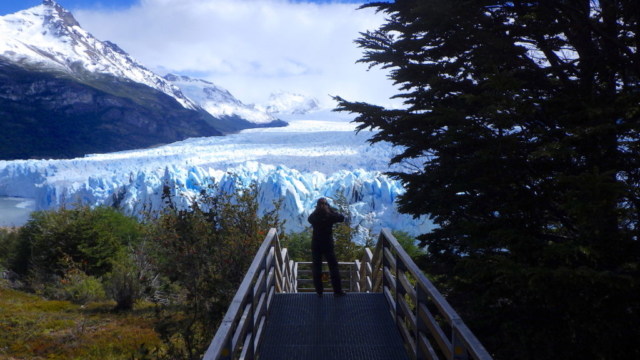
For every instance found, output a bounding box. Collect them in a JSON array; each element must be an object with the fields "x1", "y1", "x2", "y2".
[{"x1": 334, "y1": 291, "x2": 347, "y2": 297}]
